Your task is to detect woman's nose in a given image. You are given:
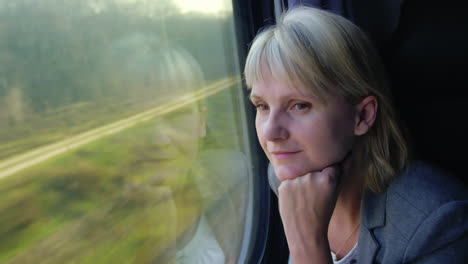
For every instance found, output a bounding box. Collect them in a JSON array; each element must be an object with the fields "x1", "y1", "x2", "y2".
[{"x1": 261, "y1": 112, "x2": 289, "y2": 141}]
